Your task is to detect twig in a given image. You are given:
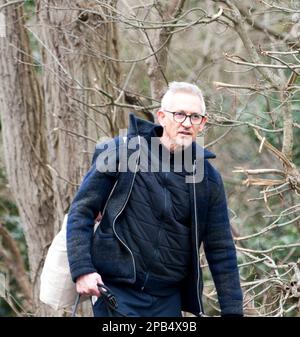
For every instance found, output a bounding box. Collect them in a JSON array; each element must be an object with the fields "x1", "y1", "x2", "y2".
[
  {"x1": 237, "y1": 243, "x2": 300, "y2": 253},
  {"x1": 46, "y1": 164, "x2": 80, "y2": 187},
  {"x1": 233, "y1": 168, "x2": 286, "y2": 176},
  {"x1": 214, "y1": 81, "x2": 271, "y2": 91},
  {"x1": 225, "y1": 53, "x2": 300, "y2": 70},
  {"x1": 0, "y1": 0, "x2": 24, "y2": 11},
  {"x1": 52, "y1": 127, "x2": 97, "y2": 144}
]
